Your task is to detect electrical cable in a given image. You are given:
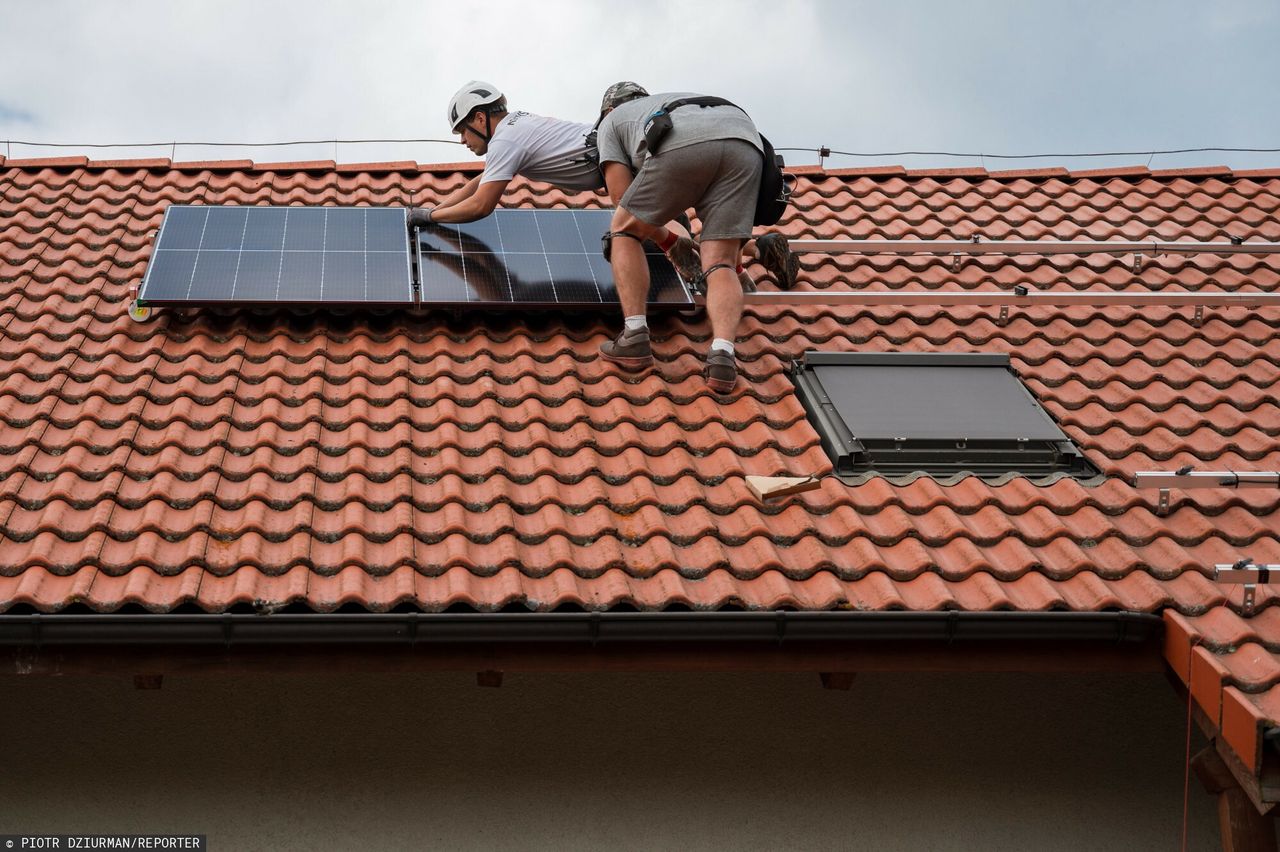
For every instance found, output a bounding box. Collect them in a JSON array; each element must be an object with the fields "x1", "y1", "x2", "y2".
[
  {"x1": 773, "y1": 145, "x2": 1280, "y2": 159},
  {"x1": 1, "y1": 139, "x2": 1274, "y2": 159},
  {"x1": 1, "y1": 137, "x2": 463, "y2": 149}
]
